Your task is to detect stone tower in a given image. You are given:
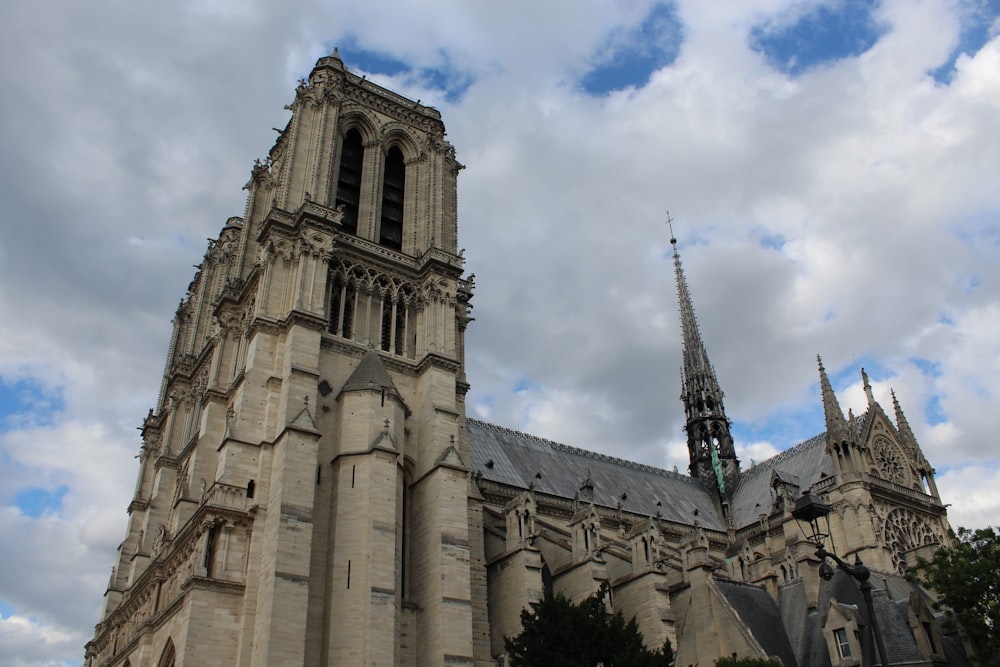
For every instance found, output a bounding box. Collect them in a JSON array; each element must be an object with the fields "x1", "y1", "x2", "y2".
[
  {"x1": 86, "y1": 49, "x2": 481, "y2": 666},
  {"x1": 670, "y1": 235, "x2": 740, "y2": 507}
]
